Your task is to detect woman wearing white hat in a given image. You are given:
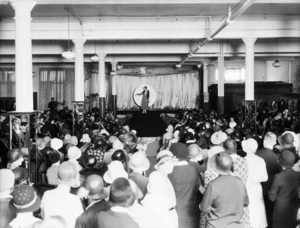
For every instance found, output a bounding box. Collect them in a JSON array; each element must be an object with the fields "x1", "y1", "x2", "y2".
[{"x1": 243, "y1": 138, "x2": 268, "y2": 228}]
